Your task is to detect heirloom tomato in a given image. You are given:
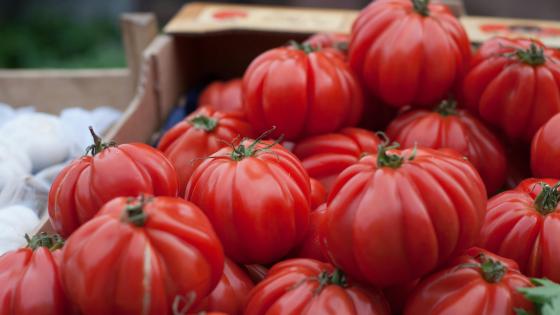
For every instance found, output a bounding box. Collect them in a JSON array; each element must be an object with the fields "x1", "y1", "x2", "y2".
[
  {"x1": 198, "y1": 78, "x2": 244, "y2": 114},
  {"x1": 291, "y1": 203, "x2": 329, "y2": 262},
  {"x1": 404, "y1": 248, "x2": 533, "y2": 315},
  {"x1": 386, "y1": 99, "x2": 507, "y2": 194},
  {"x1": 322, "y1": 144, "x2": 487, "y2": 286},
  {"x1": 48, "y1": 128, "x2": 178, "y2": 237},
  {"x1": 293, "y1": 128, "x2": 381, "y2": 193},
  {"x1": 479, "y1": 178, "x2": 560, "y2": 282},
  {"x1": 309, "y1": 178, "x2": 326, "y2": 209},
  {"x1": 244, "y1": 258, "x2": 390, "y2": 315},
  {"x1": 0, "y1": 233, "x2": 71, "y2": 315},
  {"x1": 193, "y1": 258, "x2": 254, "y2": 315},
  {"x1": 462, "y1": 37, "x2": 560, "y2": 141},
  {"x1": 349, "y1": 0, "x2": 470, "y2": 108},
  {"x1": 243, "y1": 42, "x2": 363, "y2": 140},
  {"x1": 186, "y1": 133, "x2": 311, "y2": 264},
  {"x1": 531, "y1": 113, "x2": 560, "y2": 178},
  {"x1": 61, "y1": 195, "x2": 224, "y2": 315}
]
